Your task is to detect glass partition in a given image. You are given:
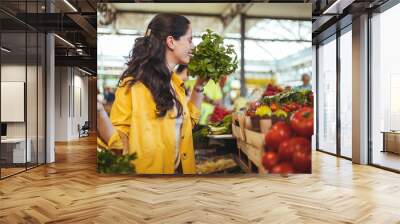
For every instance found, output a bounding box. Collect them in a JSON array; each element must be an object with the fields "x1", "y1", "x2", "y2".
[
  {"x1": 0, "y1": 0, "x2": 46, "y2": 179},
  {"x1": 339, "y1": 29, "x2": 352, "y2": 158},
  {"x1": 317, "y1": 37, "x2": 337, "y2": 155},
  {"x1": 371, "y1": 4, "x2": 400, "y2": 171}
]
